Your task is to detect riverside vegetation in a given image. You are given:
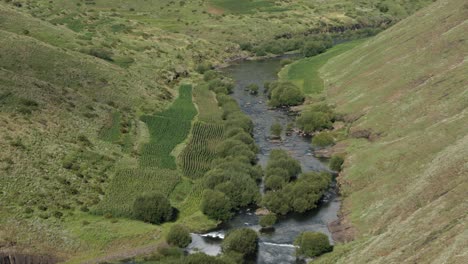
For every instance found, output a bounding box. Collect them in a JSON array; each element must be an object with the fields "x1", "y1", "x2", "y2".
[{"x1": 0, "y1": 0, "x2": 457, "y2": 263}]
